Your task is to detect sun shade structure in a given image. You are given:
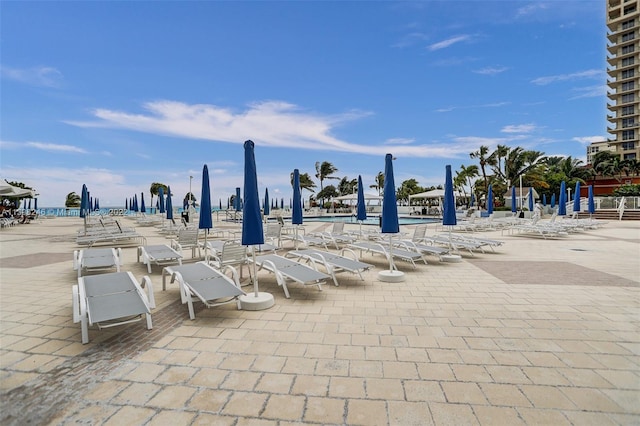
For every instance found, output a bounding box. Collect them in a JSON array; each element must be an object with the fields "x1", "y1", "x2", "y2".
[
  {"x1": 528, "y1": 187, "x2": 534, "y2": 212},
  {"x1": 292, "y1": 169, "x2": 303, "y2": 249},
  {"x1": 240, "y1": 140, "x2": 274, "y2": 310},
  {"x1": 442, "y1": 165, "x2": 457, "y2": 227},
  {"x1": 588, "y1": 185, "x2": 595, "y2": 216},
  {"x1": 158, "y1": 187, "x2": 165, "y2": 214},
  {"x1": 551, "y1": 193, "x2": 556, "y2": 208},
  {"x1": 263, "y1": 187, "x2": 270, "y2": 217},
  {"x1": 511, "y1": 186, "x2": 517, "y2": 213},
  {"x1": 140, "y1": 193, "x2": 146, "y2": 213}
]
